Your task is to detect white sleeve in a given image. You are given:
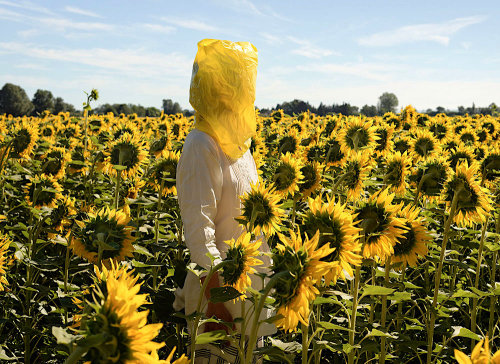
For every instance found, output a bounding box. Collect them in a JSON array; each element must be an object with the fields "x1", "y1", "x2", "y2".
[{"x1": 176, "y1": 133, "x2": 223, "y2": 270}]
